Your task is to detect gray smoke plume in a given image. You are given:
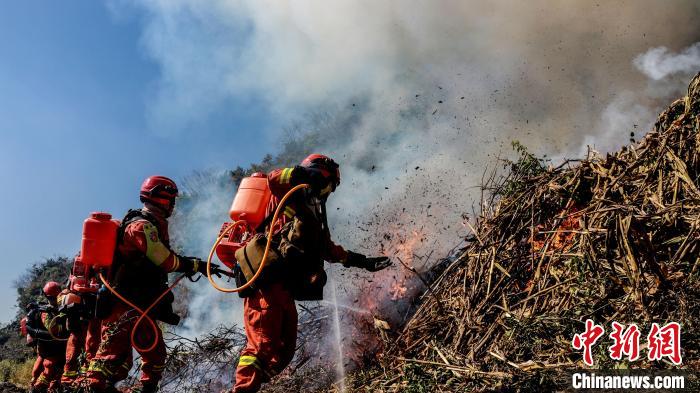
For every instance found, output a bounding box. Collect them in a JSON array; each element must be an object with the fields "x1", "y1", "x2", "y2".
[{"x1": 115, "y1": 0, "x2": 700, "y2": 387}]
